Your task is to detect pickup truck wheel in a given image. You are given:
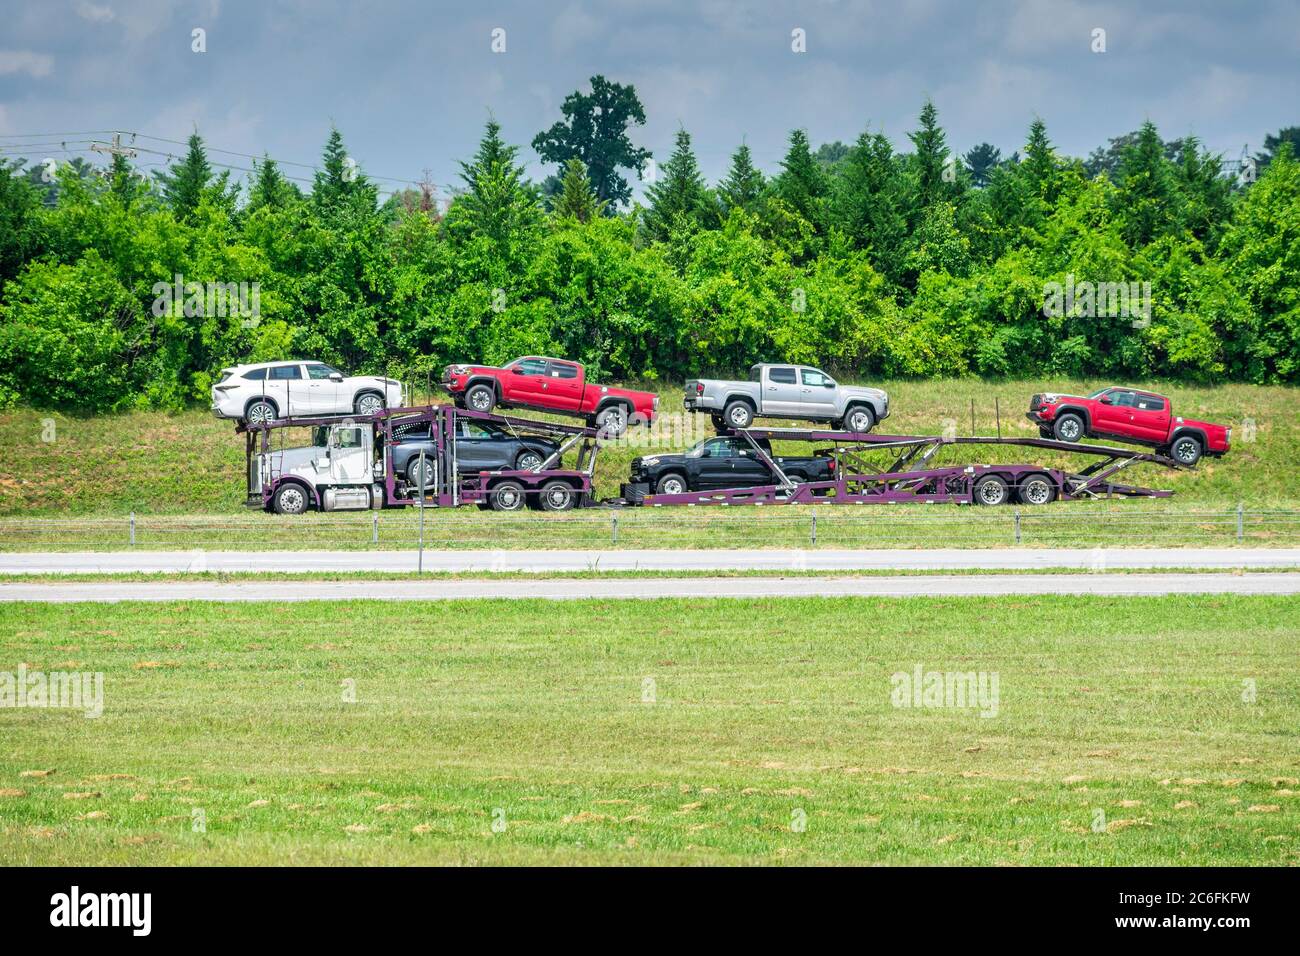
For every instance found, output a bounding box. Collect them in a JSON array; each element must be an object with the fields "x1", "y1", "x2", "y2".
[
  {"x1": 724, "y1": 400, "x2": 754, "y2": 429},
  {"x1": 1052, "y1": 413, "x2": 1085, "y2": 443},
  {"x1": 273, "y1": 483, "x2": 309, "y2": 515},
  {"x1": 1170, "y1": 434, "x2": 1203, "y2": 466},
  {"x1": 466, "y1": 384, "x2": 496, "y2": 414},
  {"x1": 845, "y1": 406, "x2": 875, "y2": 433},
  {"x1": 515, "y1": 450, "x2": 544, "y2": 471},
  {"x1": 354, "y1": 391, "x2": 385, "y2": 416},
  {"x1": 974, "y1": 474, "x2": 1010, "y2": 506},
  {"x1": 245, "y1": 399, "x2": 277, "y2": 425},
  {"x1": 595, "y1": 404, "x2": 628, "y2": 438},
  {"x1": 655, "y1": 473, "x2": 688, "y2": 495},
  {"x1": 489, "y1": 480, "x2": 527, "y2": 512},
  {"x1": 710, "y1": 413, "x2": 726, "y2": 432},
  {"x1": 538, "y1": 481, "x2": 576, "y2": 512},
  {"x1": 1017, "y1": 473, "x2": 1057, "y2": 505}
]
